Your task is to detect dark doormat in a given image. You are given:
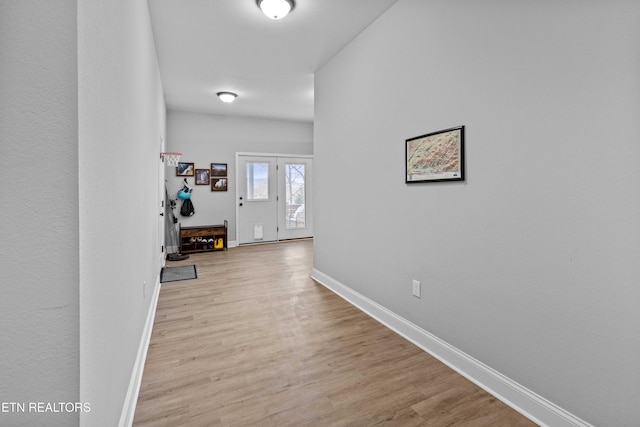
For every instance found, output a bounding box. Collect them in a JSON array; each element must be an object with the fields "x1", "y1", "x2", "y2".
[{"x1": 160, "y1": 265, "x2": 197, "y2": 283}]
